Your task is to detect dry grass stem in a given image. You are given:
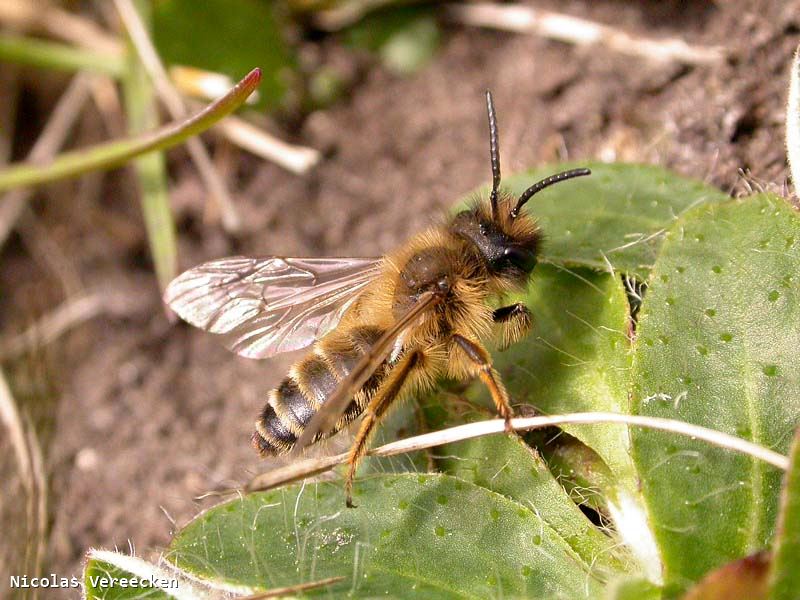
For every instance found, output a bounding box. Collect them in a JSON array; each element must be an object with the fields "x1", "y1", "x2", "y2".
[
  {"x1": 0, "y1": 62, "x2": 18, "y2": 162},
  {"x1": 114, "y1": 0, "x2": 241, "y2": 232},
  {"x1": 0, "y1": 0, "x2": 122, "y2": 56},
  {"x1": 0, "y1": 368, "x2": 34, "y2": 494},
  {"x1": 17, "y1": 209, "x2": 83, "y2": 296},
  {"x1": 0, "y1": 367, "x2": 47, "y2": 583},
  {"x1": 238, "y1": 576, "x2": 346, "y2": 599},
  {"x1": 311, "y1": 0, "x2": 399, "y2": 31},
  {"x1": 0, "y1": 292, "x2": 135, "y2": 360},
  {"x1": 215, "y1": 115, "x2": 321, "y2": 175},
  {"x1": 444, "y1": 3, "x2": 726, "y2": 66},
  {"x1": 786, "y1": 44, "x2": 800, "y2": 195},
  {"x1": 247, "y1": 412, "x2": 789, "y2": 492},
  {"x1": 88, "y1": 76, "x2": 126, "y2": 138},
  {"x1": 0, "y1": 72, "x2": 92, "y2": 248}
]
